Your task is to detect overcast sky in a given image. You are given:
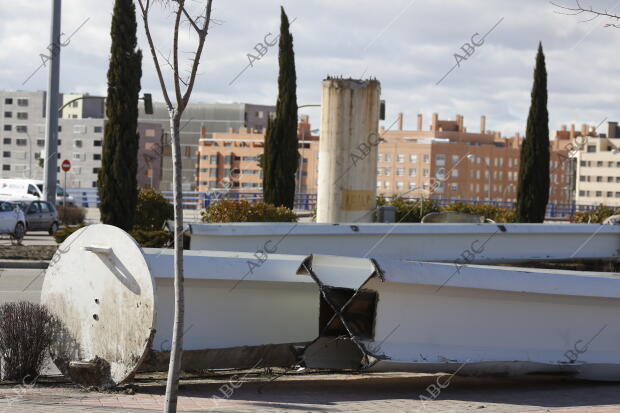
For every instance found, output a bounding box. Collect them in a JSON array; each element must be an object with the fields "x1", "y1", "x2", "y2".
[{"x1": 1, "y1": 0, "x2": 619, "y2": 137}]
